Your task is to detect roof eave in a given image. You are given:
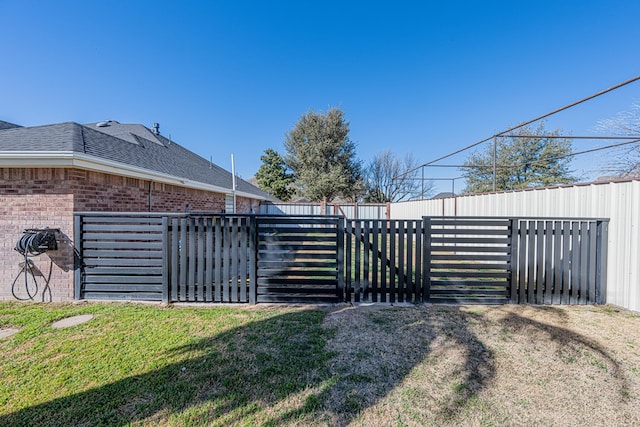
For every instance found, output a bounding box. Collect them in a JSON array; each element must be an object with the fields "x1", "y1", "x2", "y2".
[{"x1": 0, "y1": 151, "x2": 268, "y2": 201}]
